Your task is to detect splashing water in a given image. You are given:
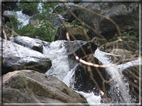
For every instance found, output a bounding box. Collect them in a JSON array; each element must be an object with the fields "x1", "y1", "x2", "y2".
[
  {"x1": 43, "y1": 41, "x2": 70, "y2": 81},
  {"x1": 94, "y1": 48, "x2": 132, "y2": 103},
  {"x1": 43, "y1": 42, "x2": 102, "y2": 105},
  {"x1": 63, "y1": 64, "x2": 102, "y2": 105}
]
